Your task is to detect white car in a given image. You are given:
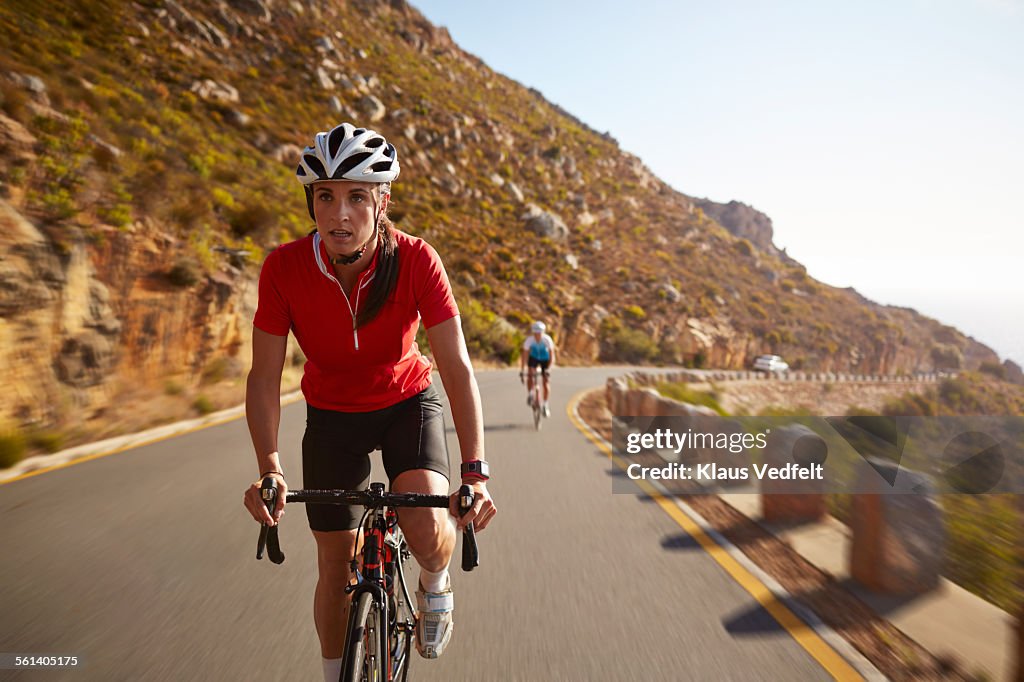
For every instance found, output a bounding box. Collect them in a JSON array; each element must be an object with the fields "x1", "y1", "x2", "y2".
[{"x1": 753, "y1": 354, "x2": 789, "y2": 373}]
